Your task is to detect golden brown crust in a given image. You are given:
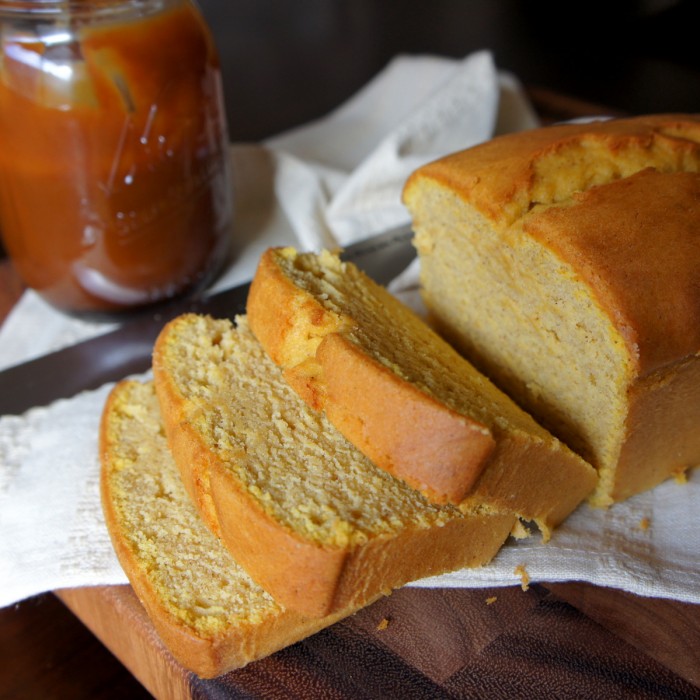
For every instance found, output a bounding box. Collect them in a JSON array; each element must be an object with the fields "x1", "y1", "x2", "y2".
[
  {"x1": 404, "y1": 114, "x2": 700, "y2": 227},
  {"x1": 314, "y1": 332, "x2": 496, "y2": 504},
  {"x1": 323, "y1": 508, "x2": 516, "y2": 611},
  {"x1": 524, "y1": 168, "x2": 700, "y2": 376},
  {"x1": 245, "y1": 250, "x2": 299, "y2": 365},
  {"x1": 463, "y1": 430, "x2": 594, "y2": 540},
  {"x1": 211, "y1": 459, "x2": 515, "y2": 615},
  {"x1": 196, "y1": 438, "x2": 349, "y2": 618},
  {"x1": 247, "y1": 248, "x2": 348, "y2": 373},
  {"x1": 605, "y1": 356, "x2": 700, "y2": 505}
]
